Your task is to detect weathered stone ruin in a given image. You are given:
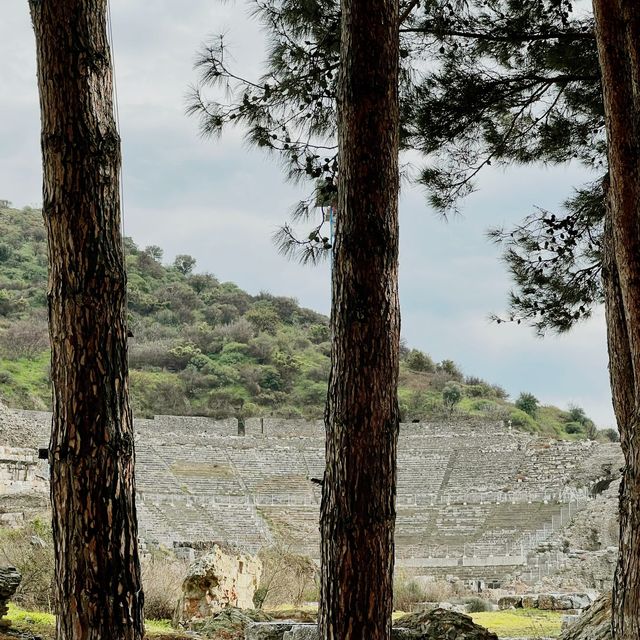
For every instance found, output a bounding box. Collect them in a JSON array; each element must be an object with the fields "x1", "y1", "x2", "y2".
[
  {"x1": 245, "y1": 608, "x2": 500, "y2": 640},
  {"x1": 176, "y1": 544, "x2": 262, "y2": 625},
  {"x1": 0, "y1": 566, "x2": 21, "y2": 625},
  {"x1": 498, "y1": 592, "x2": 593, "y2": 611}
]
